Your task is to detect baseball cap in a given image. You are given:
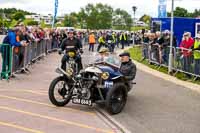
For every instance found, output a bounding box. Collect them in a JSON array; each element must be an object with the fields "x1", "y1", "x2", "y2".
[{"x1": 119, "y1": 52, "x2": 130, "y2": 57}]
